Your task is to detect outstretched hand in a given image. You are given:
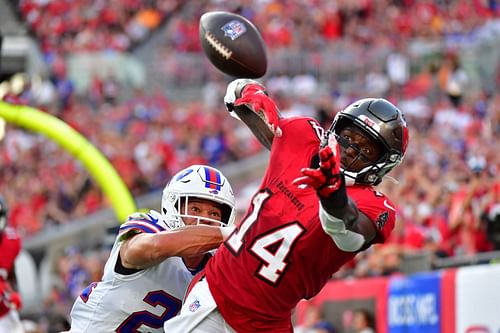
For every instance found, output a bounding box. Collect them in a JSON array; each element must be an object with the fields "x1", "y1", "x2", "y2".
[
  {"x1": 224, "y1": 79, "x2": 282, "y2": 137},
  {"x1": 293, "y1": 134, "x2": 342, "y2": 199}
]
